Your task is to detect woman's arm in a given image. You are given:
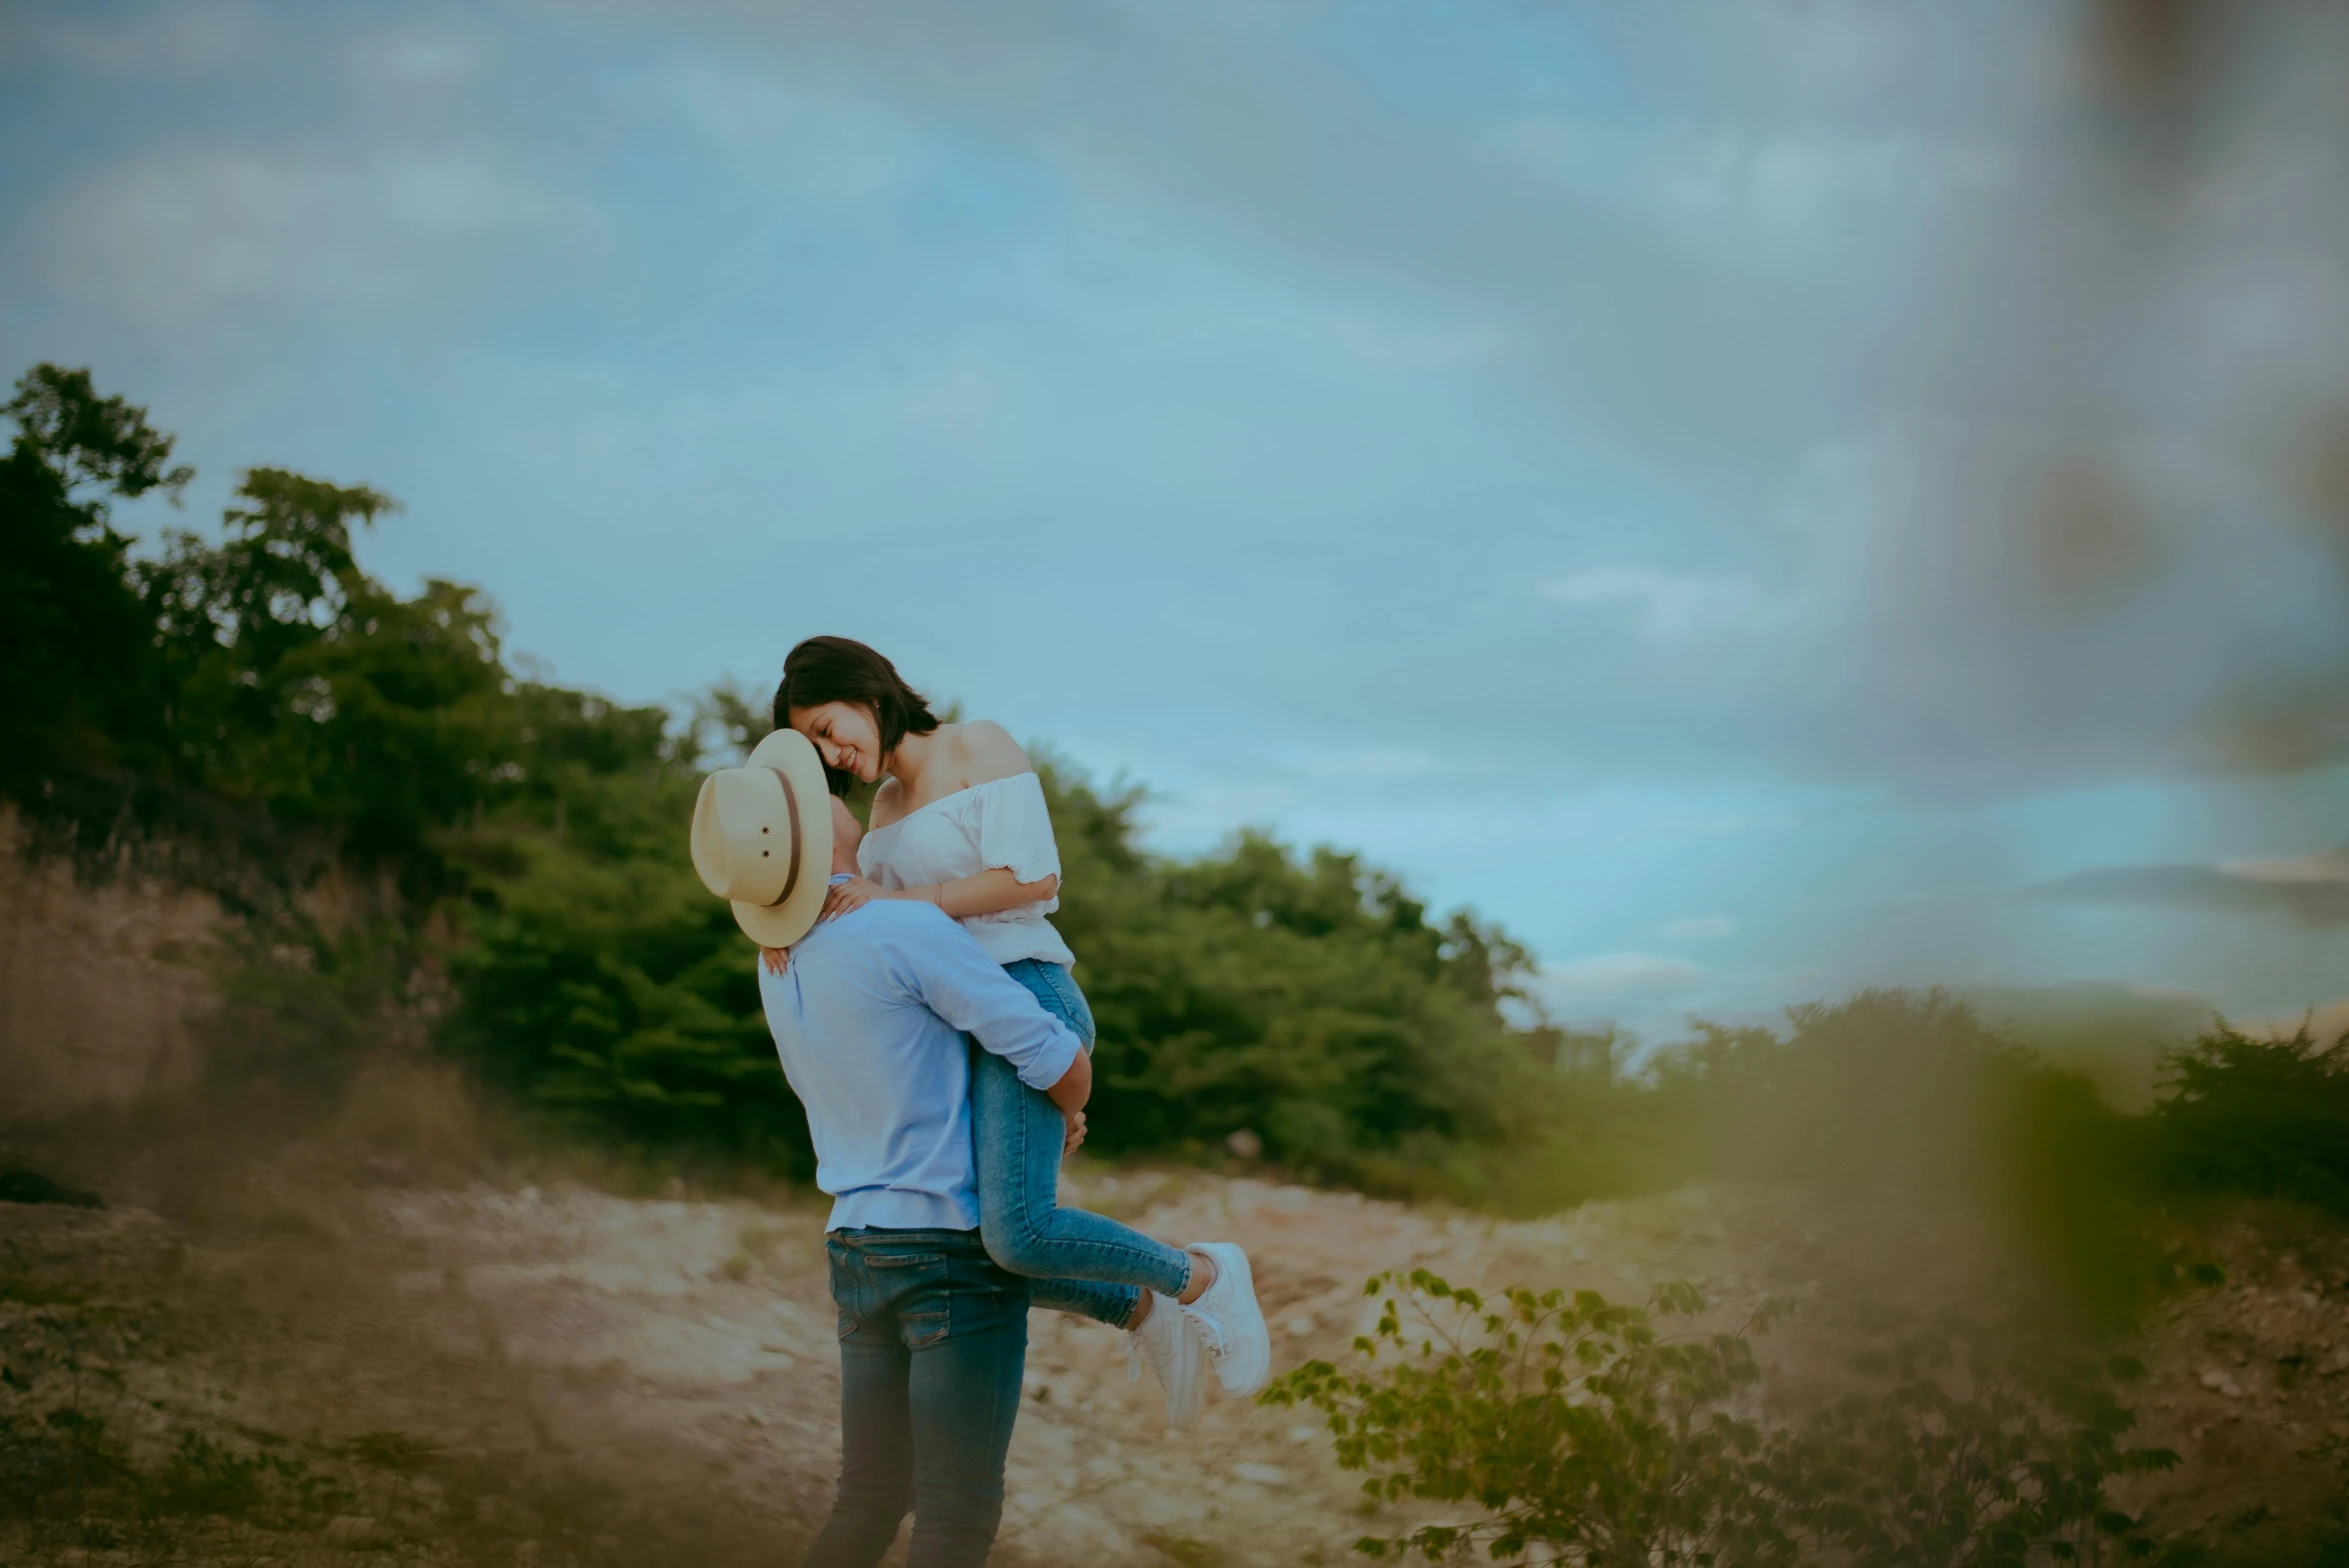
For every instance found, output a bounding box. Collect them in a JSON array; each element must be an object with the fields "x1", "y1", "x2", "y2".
[
  {"x1": 923, "y1": 866, "x2": 1059, "y2": 918},
  {"x1": 822, "y1": 724, "x2": 1062, "y2": 922},
  {"x1": 819, "y1": 866, "x2": 1058, "y2": 921},
  {"x1": 1043, "y1": 1045, "x2": 1091, "y2": 1117}
]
